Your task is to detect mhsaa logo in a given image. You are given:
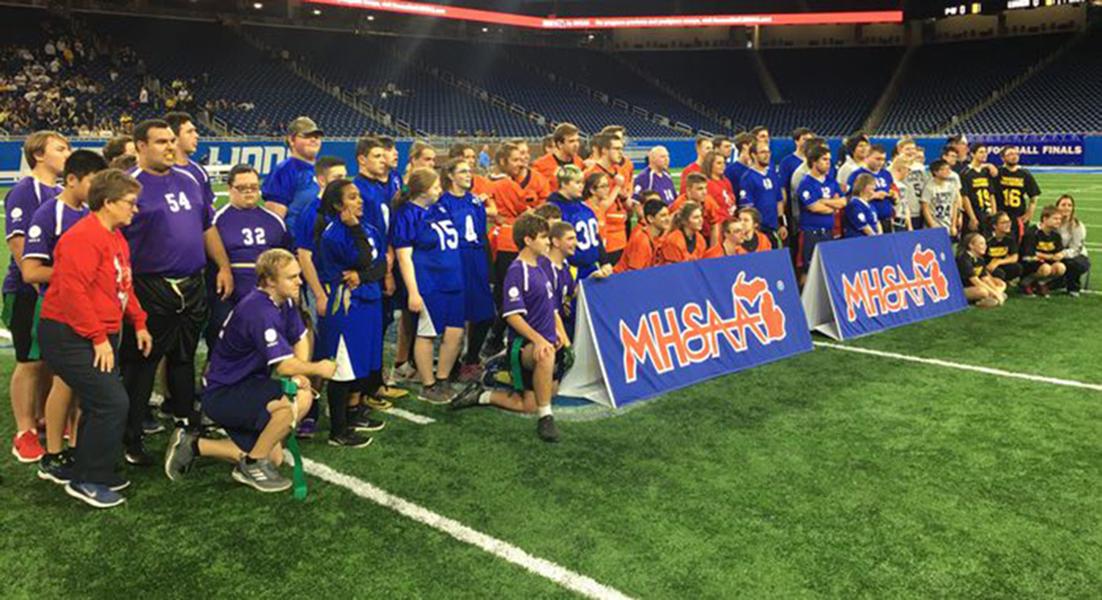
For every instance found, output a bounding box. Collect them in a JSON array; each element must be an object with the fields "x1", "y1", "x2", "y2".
[
  {"x1": 618, "y1": 272, "x2": 787, "y2": 384},
  {"x1": 842, "y1": 244, "x2": 950, "y2": 323}
]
